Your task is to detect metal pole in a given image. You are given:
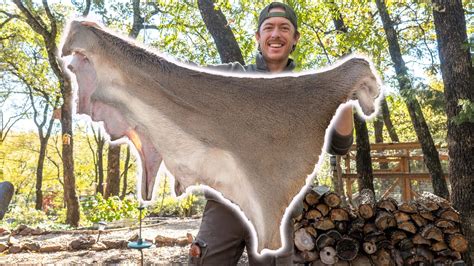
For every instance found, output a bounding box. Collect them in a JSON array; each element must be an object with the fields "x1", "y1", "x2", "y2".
[{"x1": 139, "y1": 207, "x2": 143, "y2": 240}]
